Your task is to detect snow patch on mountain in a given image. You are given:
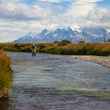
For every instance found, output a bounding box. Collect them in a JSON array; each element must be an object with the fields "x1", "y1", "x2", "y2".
[{"x1": 15, "y1": 26, "x2": 110, "y2": 43}]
